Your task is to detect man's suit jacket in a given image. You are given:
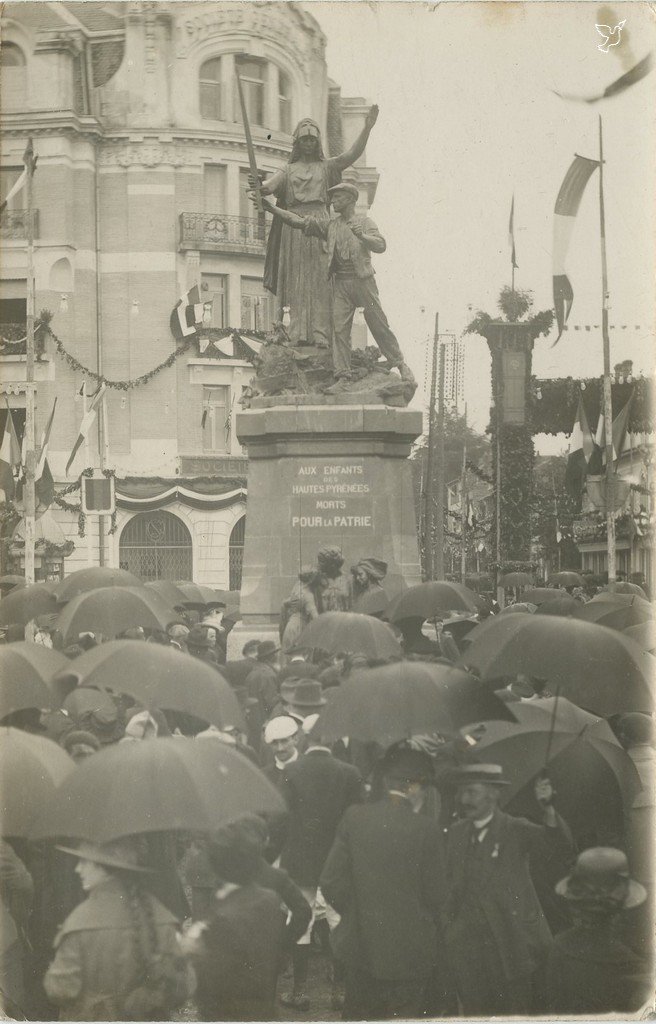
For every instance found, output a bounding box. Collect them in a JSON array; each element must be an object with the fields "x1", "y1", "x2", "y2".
[
  {"x1": 320, "y1": 797, "x2": 446, "y2": 981},
  {"x1": 279, "y1": 749, "x2": 363, "y2": 888},
  {"x1": 304, "y1": 215, "x2": 385, "y2": 280},
  {"x1": 444, "y1": 809, "x2": 573, "y2": 980}
]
